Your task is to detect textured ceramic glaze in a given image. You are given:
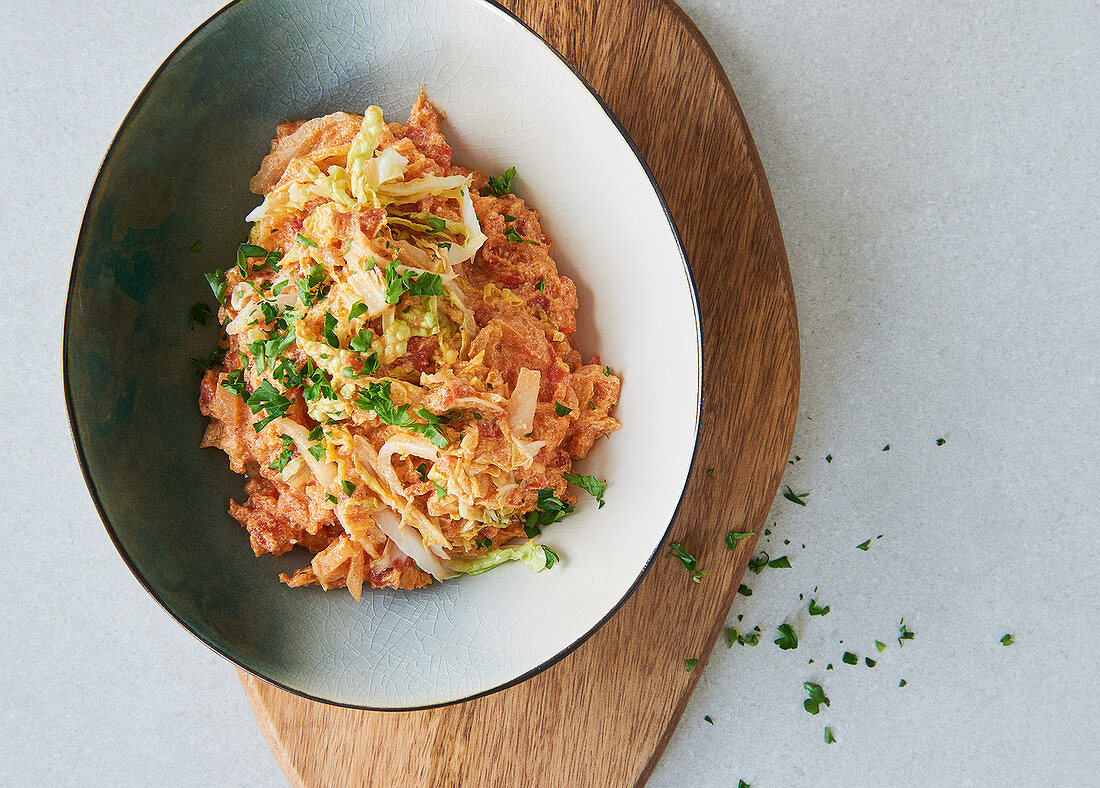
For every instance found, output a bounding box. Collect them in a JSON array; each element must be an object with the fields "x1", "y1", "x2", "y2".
[{"x1": 65, "y1": 0, "x2": 700, "y2": 708}]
